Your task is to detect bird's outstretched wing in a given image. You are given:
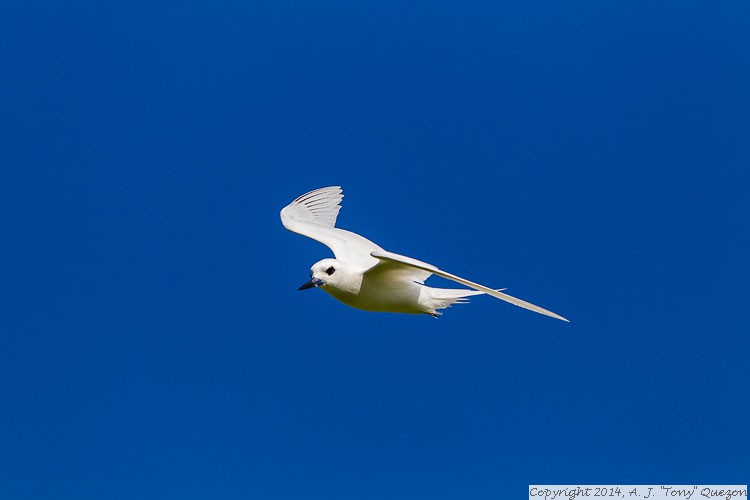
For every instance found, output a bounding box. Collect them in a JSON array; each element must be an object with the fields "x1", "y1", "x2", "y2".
[
  {"x1": 370, "y1": 250, "x2": 569, "y2": 322},
  {"x1": 280, "y1": 186, "x2": 383, "y2": 269}
]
